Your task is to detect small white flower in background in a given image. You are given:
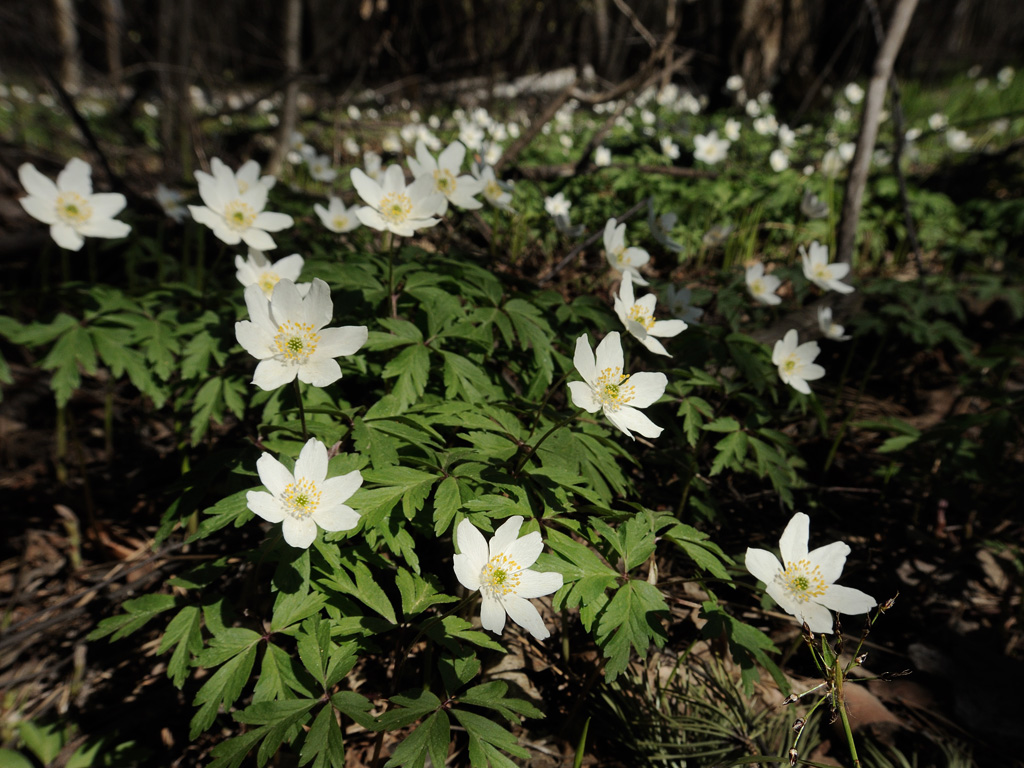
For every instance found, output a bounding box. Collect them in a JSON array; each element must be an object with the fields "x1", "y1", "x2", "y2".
[
  {"x1": 745, "y1": 99, "x2": 761, "y2": 117},
  {"x1": 381, "y1": 132, "x2": 402, "y2": 153},
  {"x1": 647, "y1": 203, "x2": 684, "y2": 253},
  {"x1": 459, "y1": 122, "x2": 485, "y2": 152},
  {"x1": 801, "y1": 190, "x2": 829, "y2": 219},
  {"x1": 603, "y1": 218, "x2": 650, "y2": 286},
  {"x1": 544, "y1": 192, "x2": 572, "y2": 218},
  {"x1": 928, "y1": 112, "x2": 948, "y2": 131},
  {"x1": 873, "y1": 147, "x2": 892, "y2": 166},
  {"x1": 453, "y1": 516, "x2": 563, "y2": 640},
  {"x1": 307, "y1": 153, "x2": 337, "y2": 183},
  {"x1": 189, "y1": 159, "x2": 293, "y2": 250},
  {"x1": 287, "y1": 131, "x2": 315, "y2": 163},
  {"x1": 772, "y1": 329, "x2": 825, "y2": 394},
  {"x1": 235, "y1": 278, "x2": 368, "y2": 390},
  {"x1": 659, "y1": 136, "x2": 680, "y2": 160},
  {"x1": 838, "y1": 142, "x2": 856, "y2": 163},
  {"x1": 693, "y1": 130, "x2": 730, "y2": 165},
  {"x1": 18, "y1": 158, "x2": 131, "y2": 251},
  {"x1": 235, "y1": 248, "x2": 309, "y2": 298},
  {"x1": 818, "y1": 306, "x2": 851, "y2": 341},
  {"x1": 753, "y1": 114, "x2": 778, "y2": 136},
  {"x1": 746, "y1": 261, "x2": 782, "y2": 306},
  {"x1": 314, "y1": 196, "x2": 362, "y2": 234},
  {"x1": 745, "y1": 512, "x2": 875, "y2": 633},
  {"x1": 757, "y1": 90, "x2": 773, "y2": 105},
  {"x1": 997, "y1": 65, "x2": 1014, "y2": 89},
  {"x1": 350, "y1": 164, "x2": 445, "y2": 237},
  {"x1": 471, "y1": 163, "x2": 515, "y2": 213},
  {"x1": 726, "y1": 74, "x2": 744, "y2": 92},
  {"x1": 363, "y1": 151, "x2": 382, "y2": 180},
  {"x1": 992, "y1": 118, "x2": 1010, "y2": 135},
  {"x1": 489, "y1": 122, "x2": 508, "y2": 142},
  {"x1": 801, "y1": 241, "x2": 854, "y2": 294},
  {"x1": 844, "y1": 83, "x2": 865, "y2": 104},
  {"x1": 769, "y1": 149, "x2": 790, "y2": 172},
  {"x1": 778, "y1": 124, "x2": 796, "y2": 148},
  {"x1": 802, "y1": 164, "x2": 816, "y2": 176},
  {"x1": 247, "y1": 437, "x2": 362, "y2": 549},
  {"x1": 482, "y1": 142, "x2": 503, "y2": 167},
  {"x1": 946, "y1": 128, "x2": 972, "y2": 152},
  {"x1": 614, "y1": 272, "x2": 687, "y2": 357},
  {"x1": 568, "y1": 332, "x2": 668, "y2": 439},
  {"x1": 663, "y1": 284, "x2": 704, "y2": 325},
  {"x1": 967, "y1": 64, "x2": 983, "y2": 79},
  {"x1": 702, "y1": 223, "x2": 734, "y2": 247},
  {"x1": 407, "y1": 139, "x2": 484, "y2": 214},
  {"x1": 640, "y1": 109, "x2": 656, "y2": 126},
  {"x1": 155, "y1": 183, "x2": 188, "y2": 223},
  {"x1": 821, "y1": 148, "x2": 845, "y2": 177},
  {"x1": 559, "y1": 133, "x2": 574, "y2": 150},
  {"x1": 594, "y1": 145, "x2": 612, "y2": 167},
  {"x1": 724, "y1": 117, "x2": 741, "y2": 142},
  {"x1": 974, "y1": 78, "x2": 989, "y2": 92},
  {"x1": 346, "y1": 105, "x2": 361, "y2": 120},
  {"x1": 834, "y1": 107, "x2": 852, "y2": 124}
]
